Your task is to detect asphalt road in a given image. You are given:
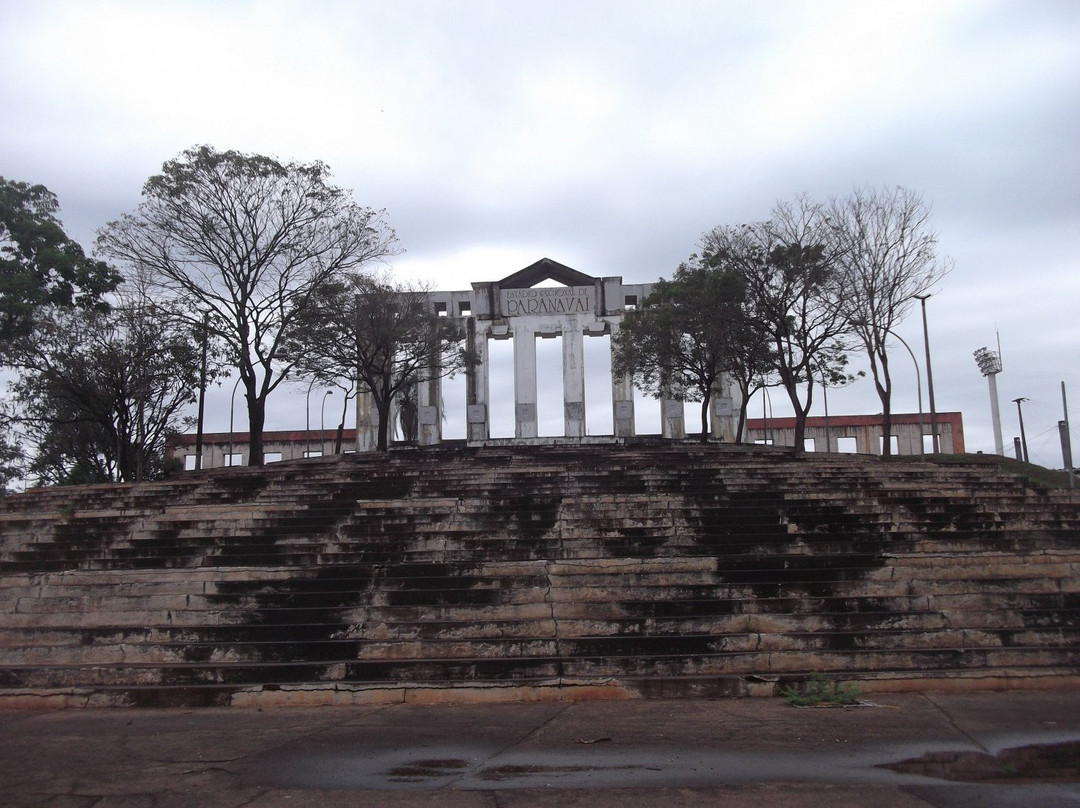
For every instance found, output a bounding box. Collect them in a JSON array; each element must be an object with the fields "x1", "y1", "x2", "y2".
[{"x1": 2, "y1": 690, "x2": 1080, "y2": 807}]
